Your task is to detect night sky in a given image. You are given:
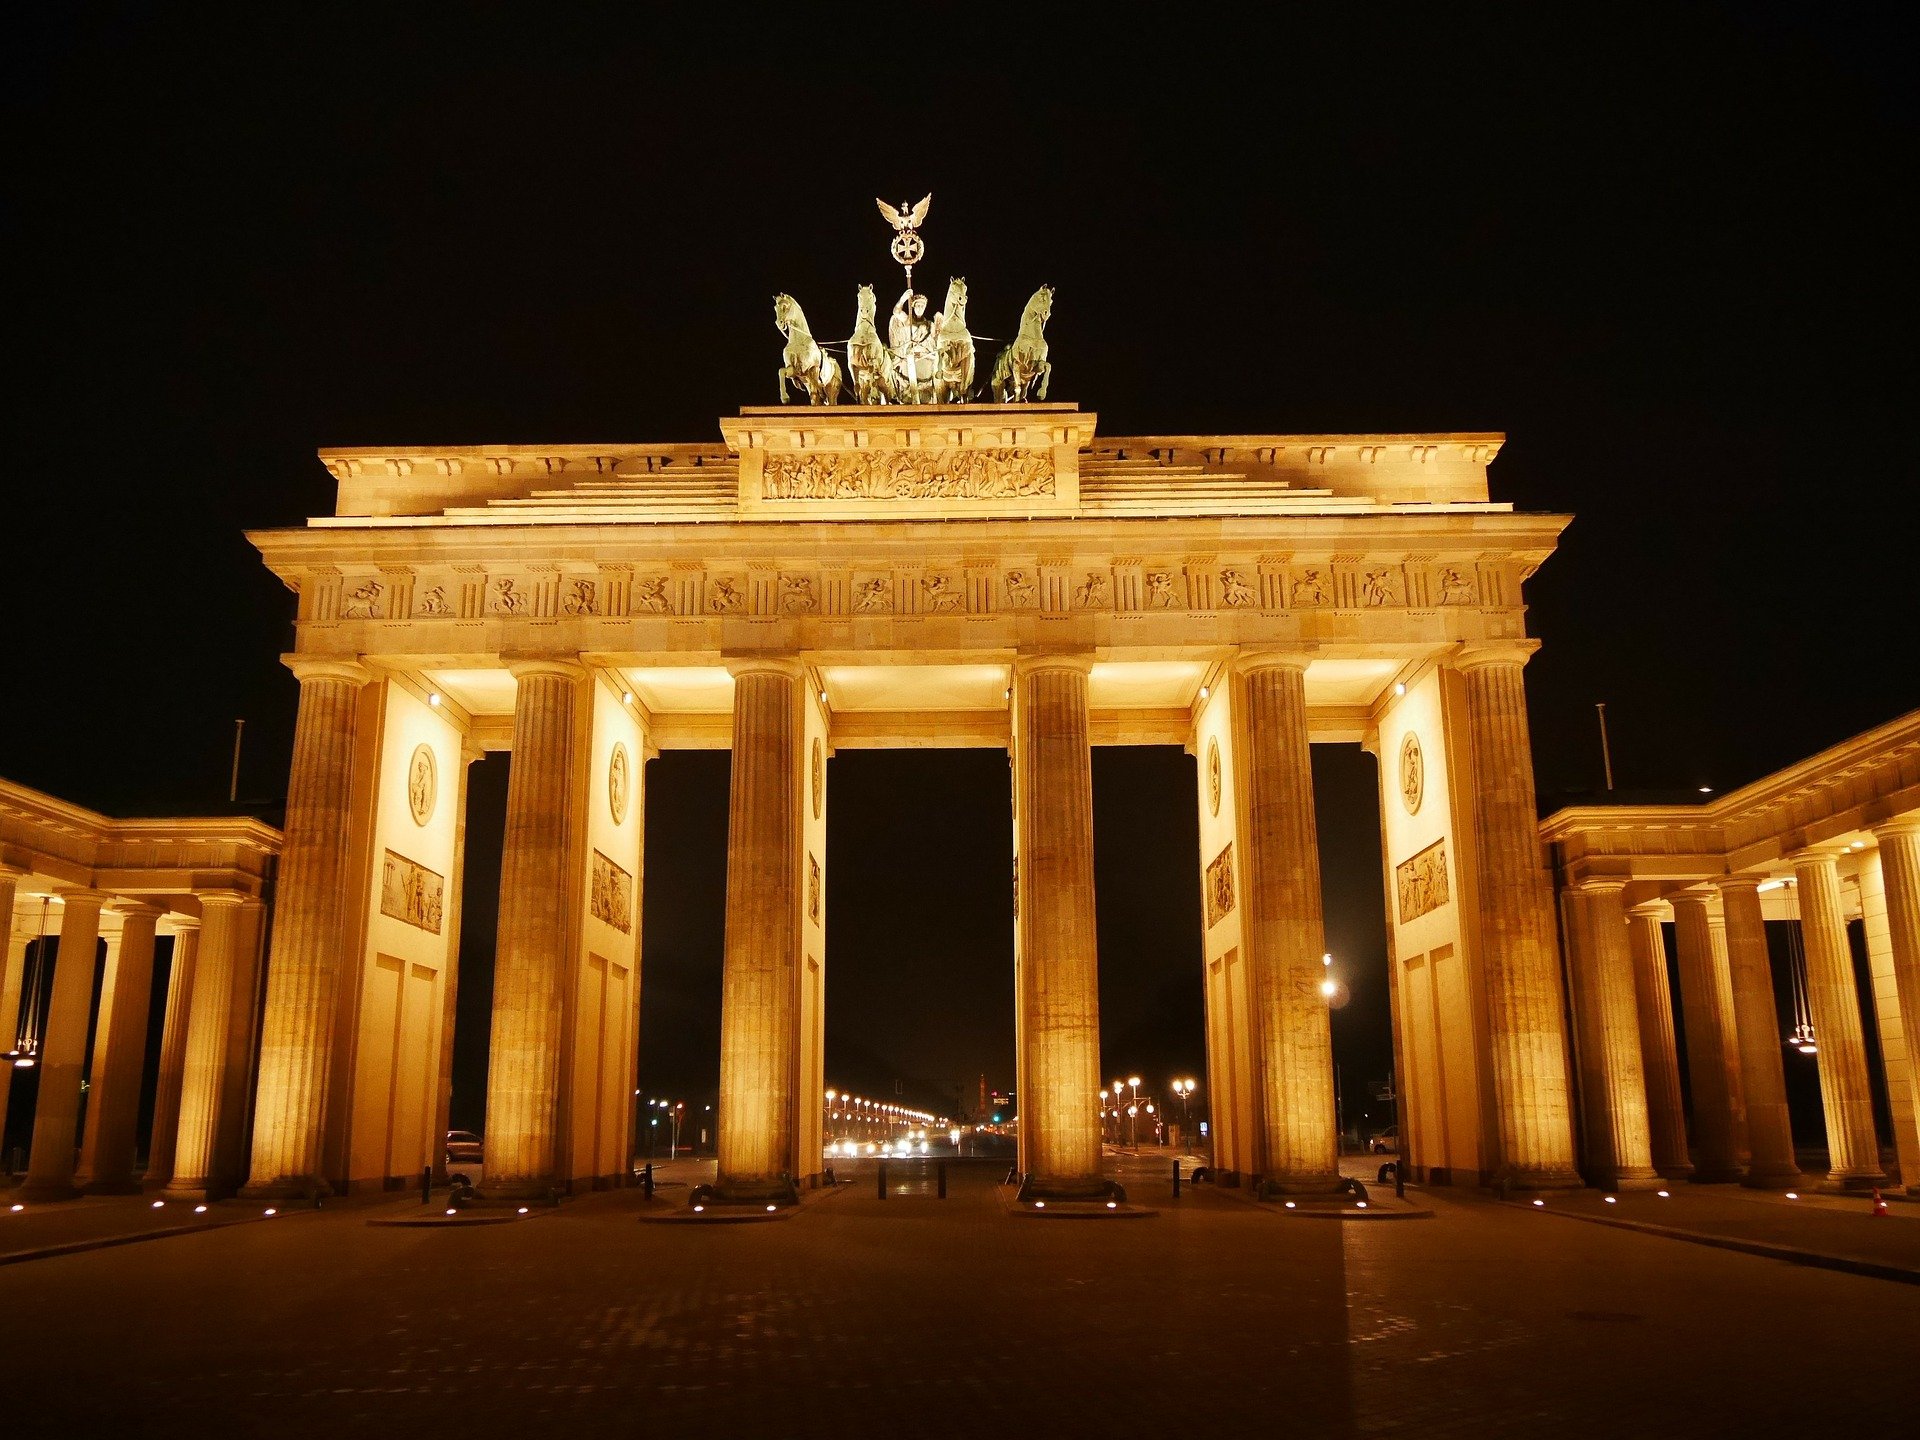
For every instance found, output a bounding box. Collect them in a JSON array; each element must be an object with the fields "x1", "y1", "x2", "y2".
[{"x1": 6, "y1": 10, "x2": 1913, "y2": 1132}]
